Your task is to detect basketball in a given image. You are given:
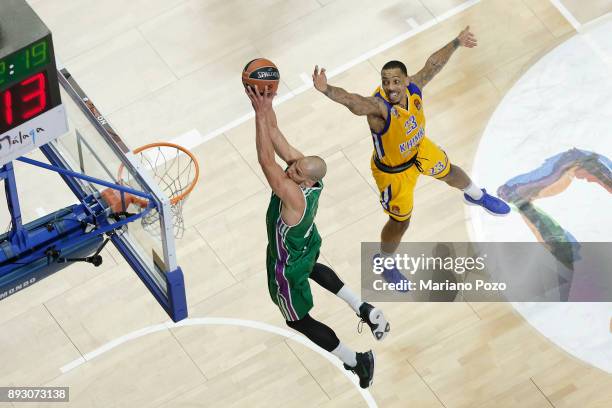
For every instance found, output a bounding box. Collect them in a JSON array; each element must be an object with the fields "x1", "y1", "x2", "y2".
[{"x1": 242, "y1": 58, "x2": 280, "y2": 94}]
